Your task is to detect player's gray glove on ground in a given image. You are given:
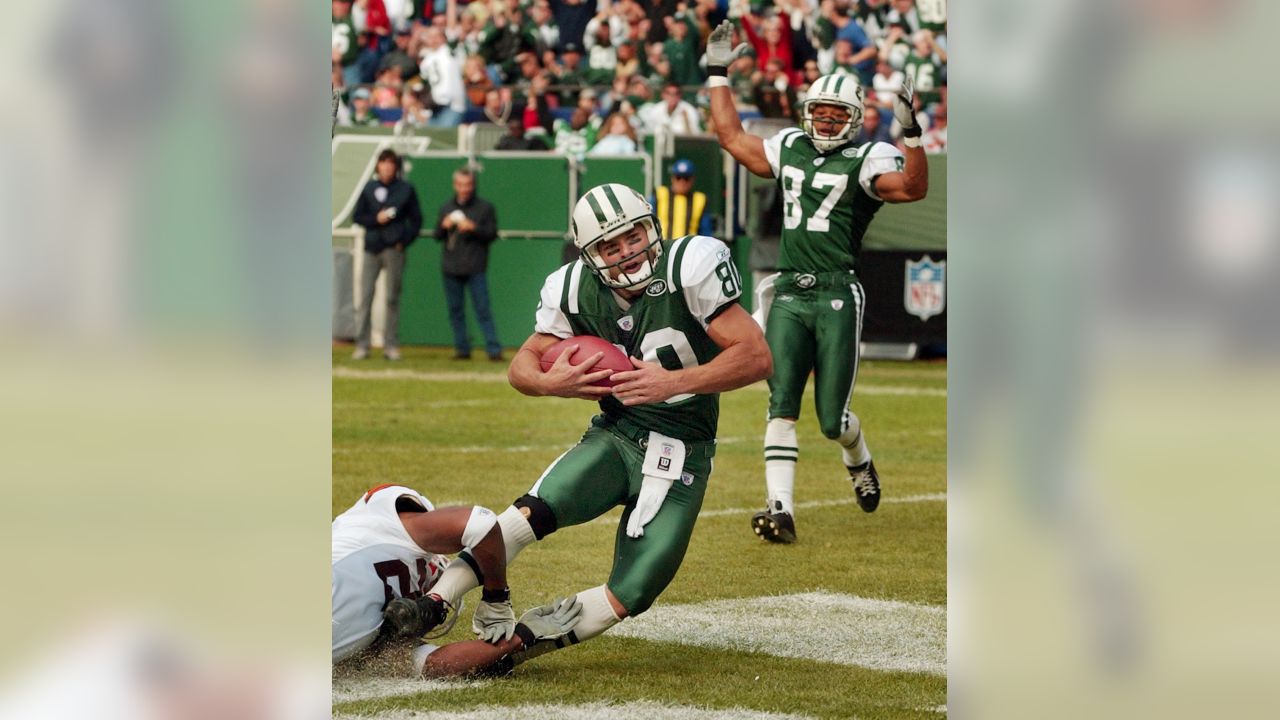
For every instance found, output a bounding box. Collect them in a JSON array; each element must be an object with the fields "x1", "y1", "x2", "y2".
[
  {"x1": 515, "y1": 596, "x2": 584, "y2": 643},
  {"x1": 705, "y1": 20, "x2": 750, "y2": 72},
  {"x1": 473, "y1": 589, "x2": 516, "y2": 643}
]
